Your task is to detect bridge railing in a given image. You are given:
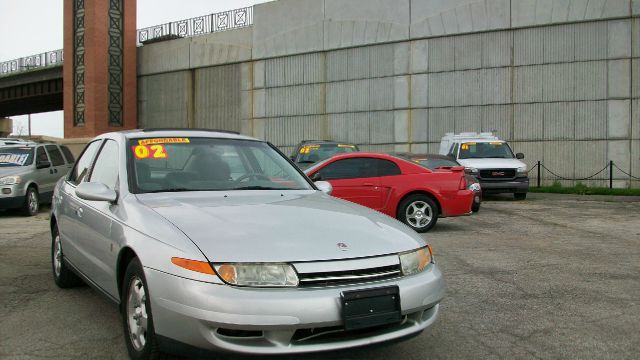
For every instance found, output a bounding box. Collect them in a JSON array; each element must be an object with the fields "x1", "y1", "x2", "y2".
[
  {"x1": 136, "y1": 6, "x2": 253, "y2": 45},
  {"x1": 0, "y1": 6, "x2": 254, "y2": 77},
  {"x1": 0, "y1": 49, "x2": 64, "y2": 77}
]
